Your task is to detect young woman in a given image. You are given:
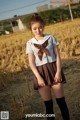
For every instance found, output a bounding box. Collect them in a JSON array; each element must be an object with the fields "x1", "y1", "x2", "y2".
[{"x1": 26, "y1": 13, "x2": 70, "y2": 120}]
